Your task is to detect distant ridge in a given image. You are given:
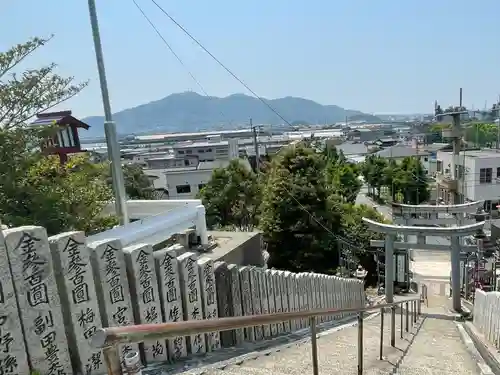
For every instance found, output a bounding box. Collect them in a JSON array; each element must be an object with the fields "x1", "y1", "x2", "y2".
[{"x1": 82, "y1": 92, "x2": 381, "y2": 137}]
